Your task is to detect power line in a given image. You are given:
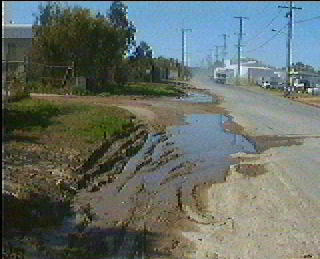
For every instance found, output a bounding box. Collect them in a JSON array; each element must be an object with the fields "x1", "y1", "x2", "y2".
[
  {"x1": 295, "y1": 16, "x2": 320, "y2": 24},
  {"x1": 243, "y1": 10, "x2": 282, "y2": 45},
  {"x1": 244, "y1": 24, "x2": 287, "y2": 53}
]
